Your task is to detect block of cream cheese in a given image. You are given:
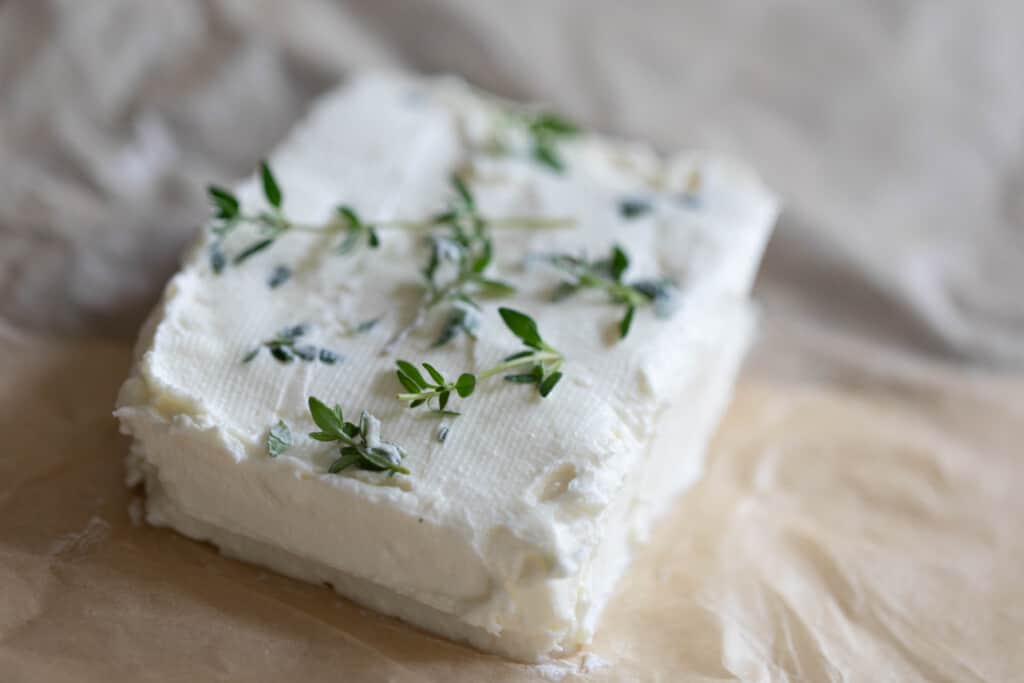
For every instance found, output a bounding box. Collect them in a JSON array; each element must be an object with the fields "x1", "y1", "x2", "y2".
[{"x1": 115, "y1": 73, "x2": 778, "y2": 661}]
